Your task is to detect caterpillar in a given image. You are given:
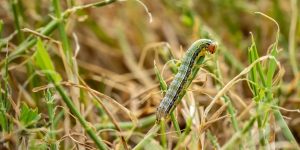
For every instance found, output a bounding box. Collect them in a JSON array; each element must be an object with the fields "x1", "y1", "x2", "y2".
[{"x1": 156, "y1": 39, "x2": 217, "y2": 121}]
